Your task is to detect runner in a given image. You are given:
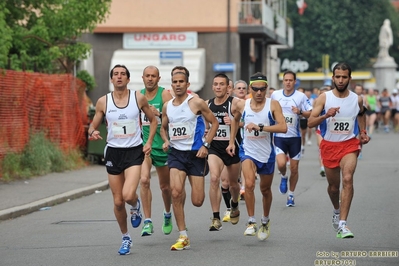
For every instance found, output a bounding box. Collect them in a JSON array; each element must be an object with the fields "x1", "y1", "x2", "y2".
[
  {"x1": 227, "y1": 72, "x2": 287, "y2": 240},
  {"x1": 308, "y1": 62, "x2": 370, "y2": 239}
]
